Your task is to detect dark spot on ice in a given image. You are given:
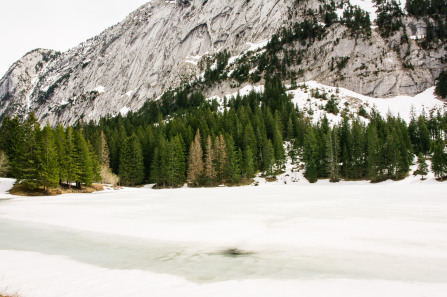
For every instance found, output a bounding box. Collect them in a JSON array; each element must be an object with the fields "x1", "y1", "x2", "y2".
[{"x1": 221, "y1": 248, "x2": 254, "y2": 257}]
